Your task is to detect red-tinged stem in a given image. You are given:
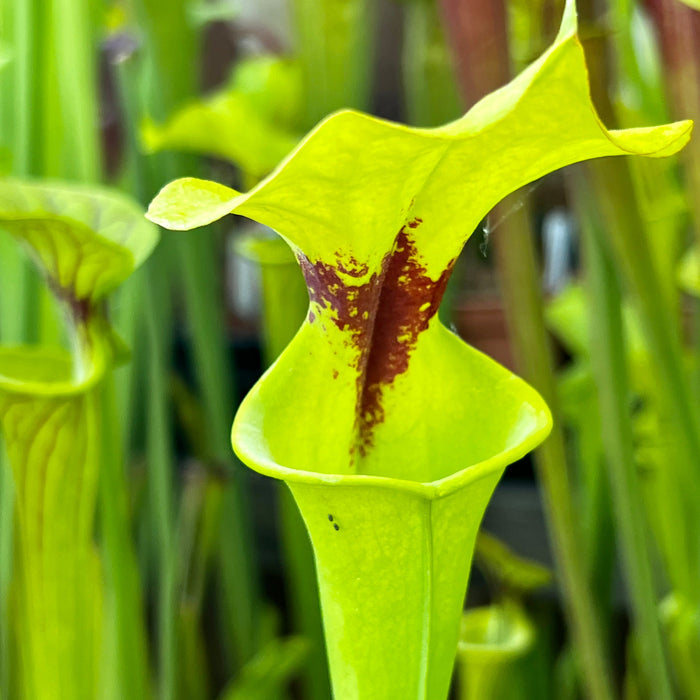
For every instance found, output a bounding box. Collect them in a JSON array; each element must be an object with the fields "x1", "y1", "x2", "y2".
[
  {"x1": 643, "y1": 0, "x2": 700, "y2": 232},
  {"x1": 437, "y1": 0, "x2": 509, "y2": 108}
]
